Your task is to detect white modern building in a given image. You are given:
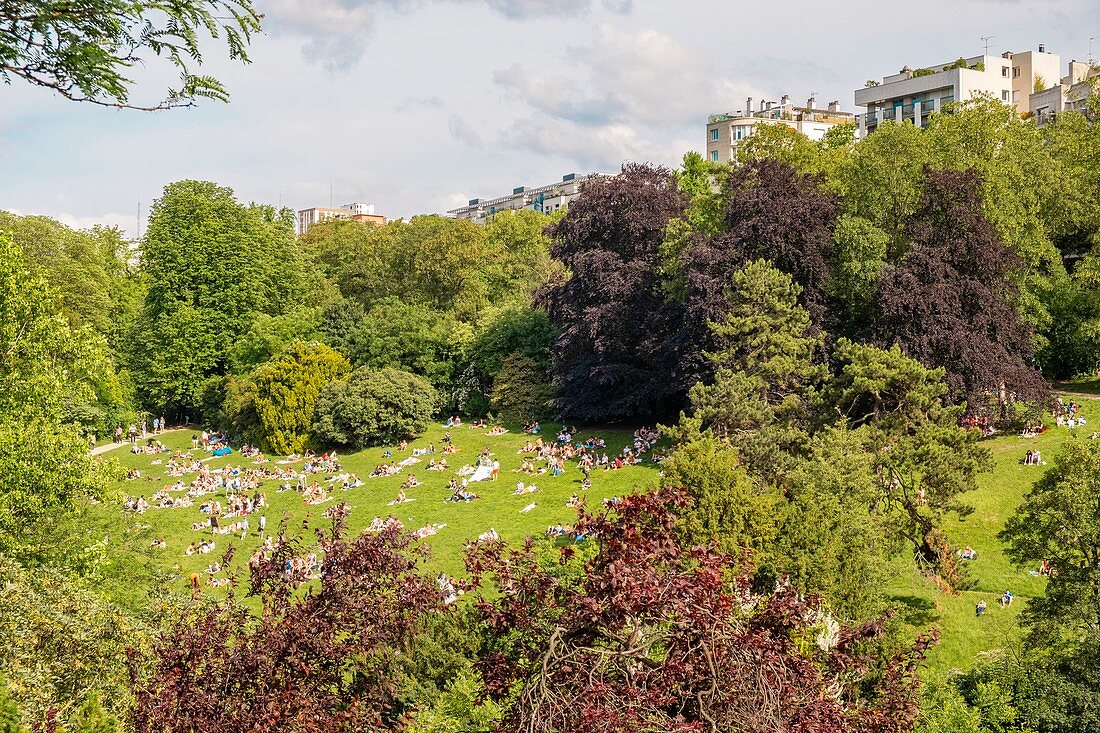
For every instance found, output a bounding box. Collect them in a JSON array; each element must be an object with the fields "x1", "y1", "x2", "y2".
[
  {"x1": 855, "y1": 45, "x2": 1062, "y2": 135},
  {"x1": 705, "y1": 96, "x2": 856, "y2": 163},
  {"x1": 448, "y1": 173, "x2": 606, "y2": 225},
  {"x1": 296, "y1": 202, "x2": 386, "y2": 235},
  {"x1": 1030, "y1": 59, "x2": 1099, "y2": 124}
]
